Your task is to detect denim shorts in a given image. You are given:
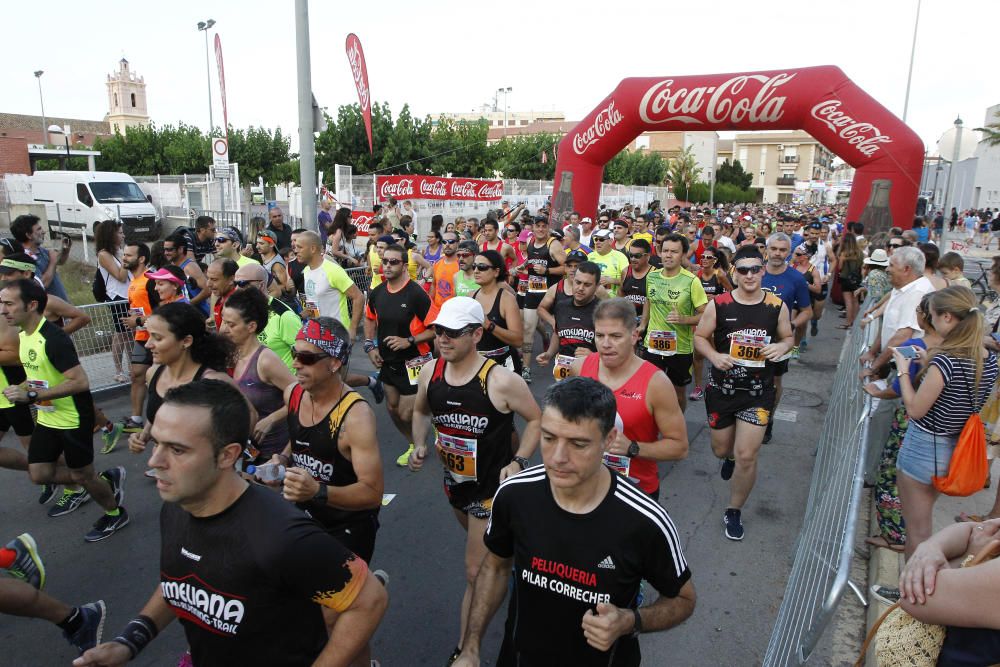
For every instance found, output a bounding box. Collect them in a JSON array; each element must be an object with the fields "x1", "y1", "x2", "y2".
[{"x1": 897, "y1": 423, "x2": 957, "y2": 485}]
